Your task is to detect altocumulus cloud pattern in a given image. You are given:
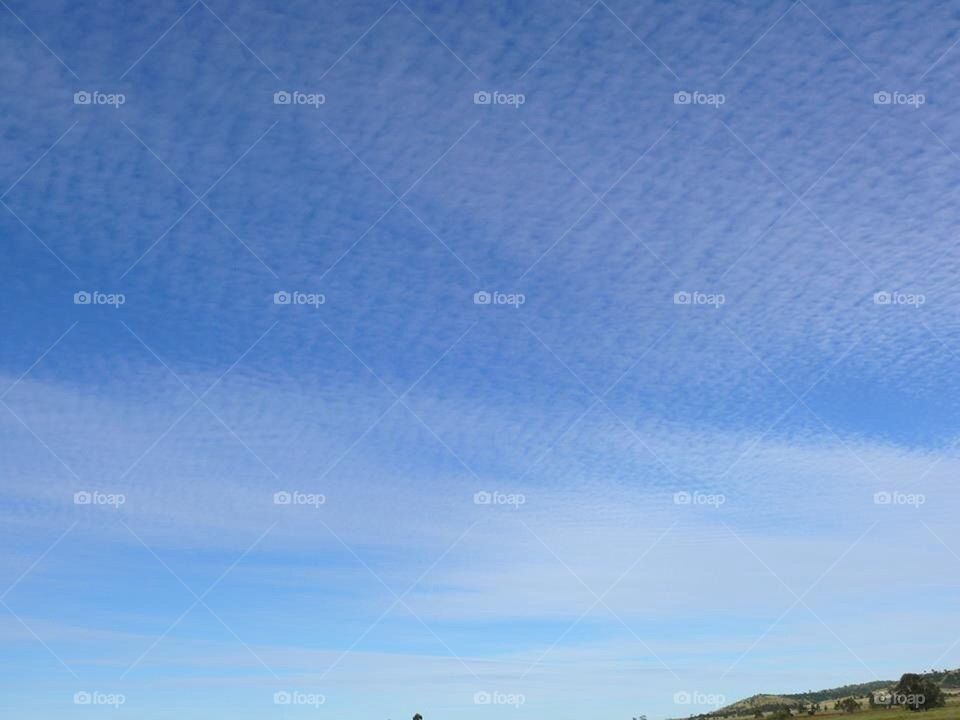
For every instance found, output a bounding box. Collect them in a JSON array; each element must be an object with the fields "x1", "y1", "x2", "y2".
[{"x1": 2, "y1": 1, "x2": 960, "y2": 719}]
